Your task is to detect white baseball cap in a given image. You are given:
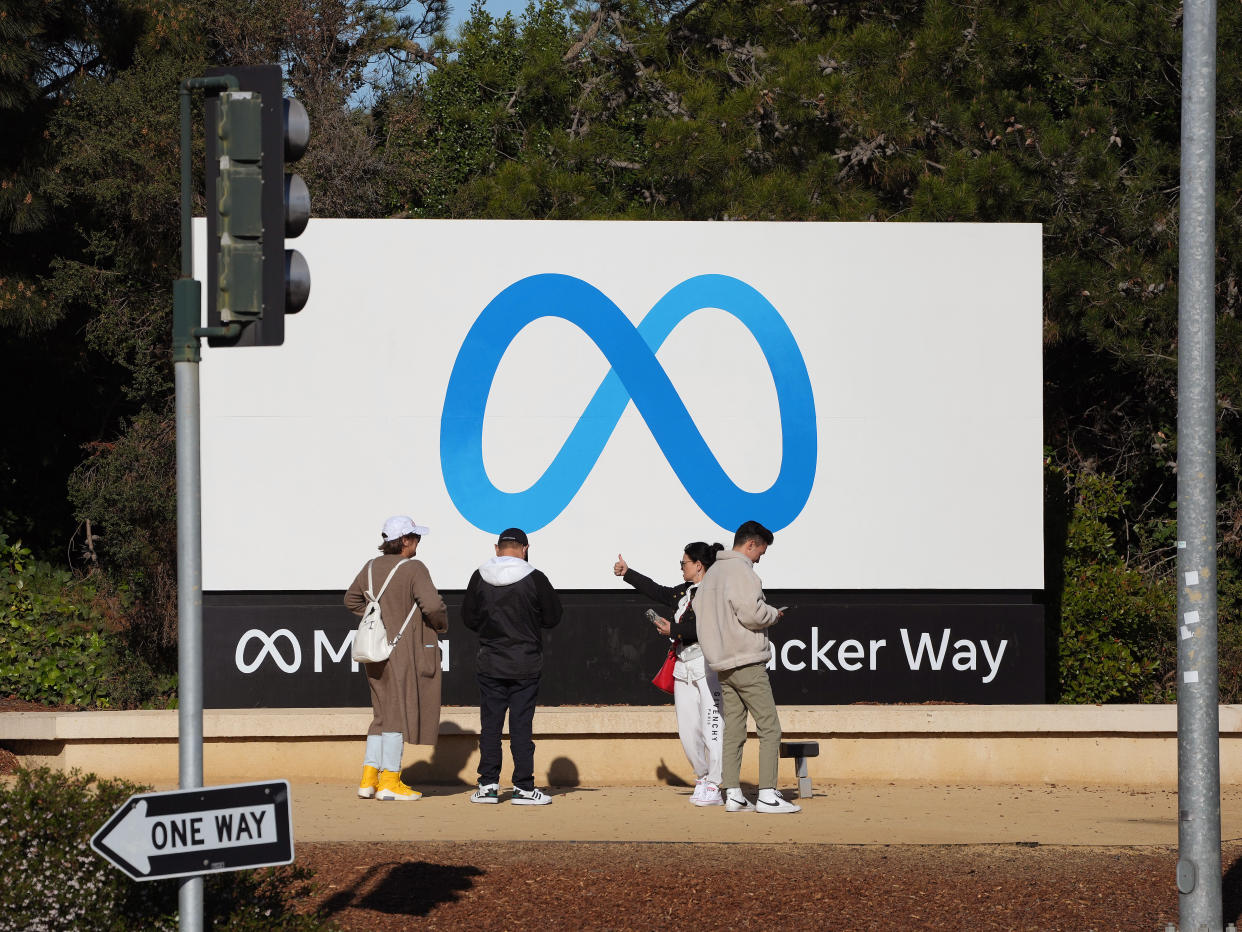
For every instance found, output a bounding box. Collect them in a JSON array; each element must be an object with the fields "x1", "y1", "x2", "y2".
[{"x1": 381, "y1": 515, "x2": 430, "y2": 540}]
